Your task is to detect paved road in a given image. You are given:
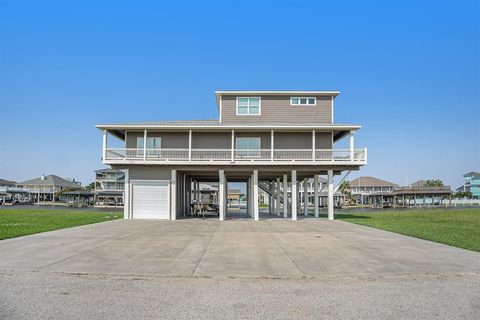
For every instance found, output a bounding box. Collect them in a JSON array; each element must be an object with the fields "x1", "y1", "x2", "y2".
[{"x1": 0, "y1": 219, "x2": 479, "y2": 319}]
